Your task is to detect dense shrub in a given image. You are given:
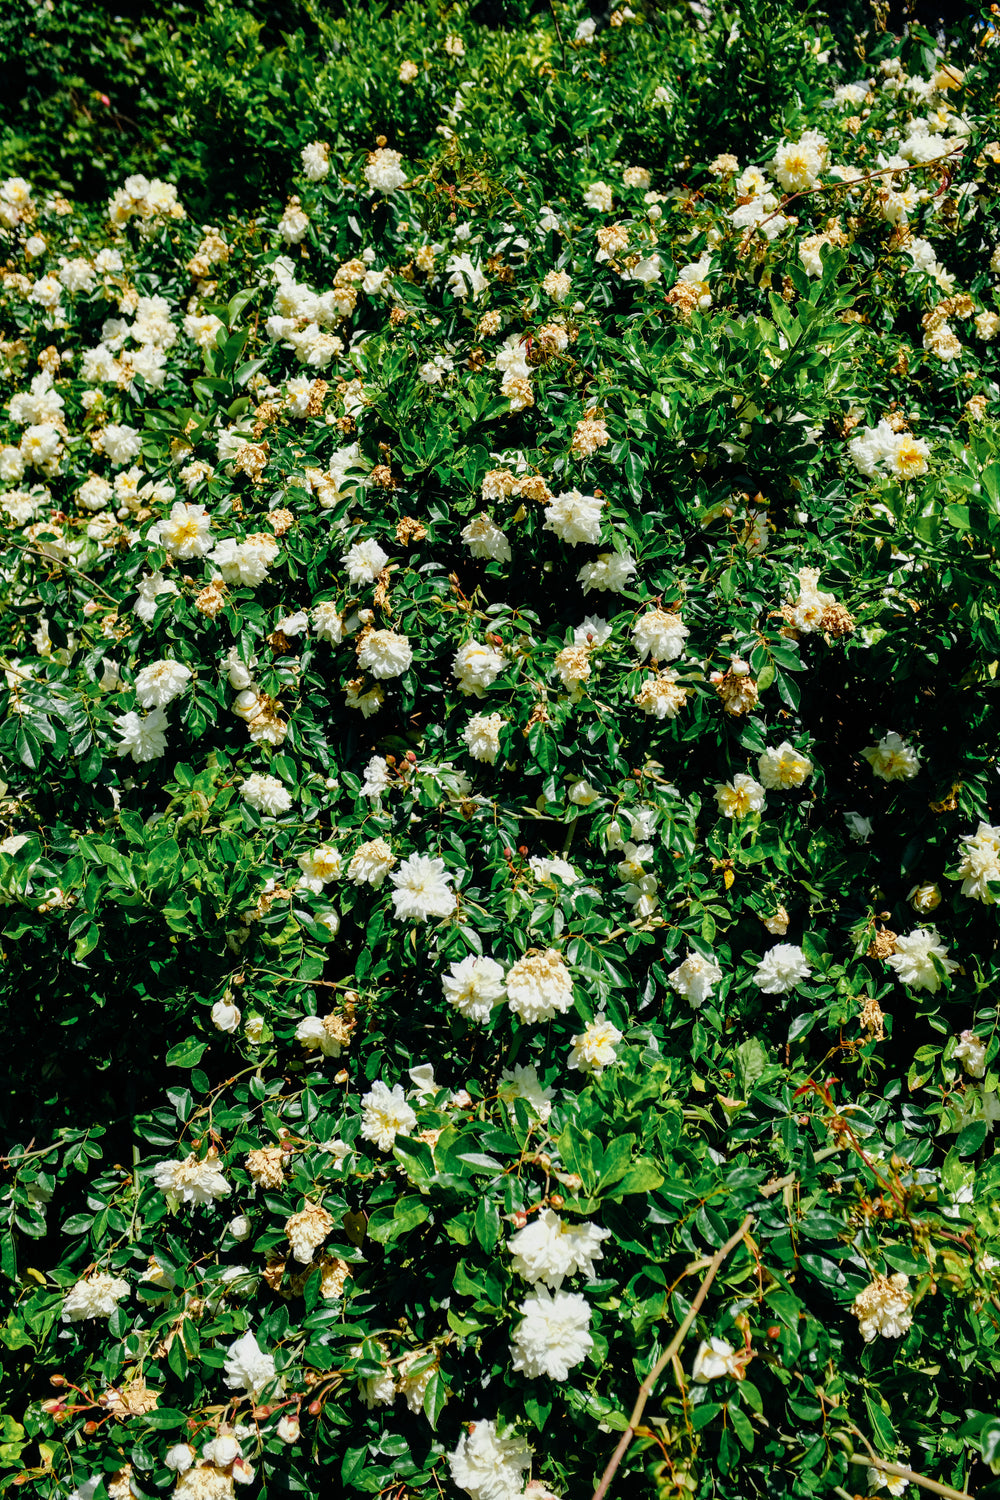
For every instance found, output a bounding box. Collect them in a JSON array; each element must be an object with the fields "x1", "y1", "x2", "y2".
[{"x1": 3, "y1": 4, "x2": 1000, "y2": 1500}]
